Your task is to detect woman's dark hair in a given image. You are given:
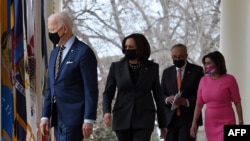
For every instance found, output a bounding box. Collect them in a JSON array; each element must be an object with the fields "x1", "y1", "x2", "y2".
[
  {"x1": 202, "y1": 51, "x2": 227, "y2": 75},
  {"x1": 121, "y1": 33, "x2": 151, "y2": 62}
]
